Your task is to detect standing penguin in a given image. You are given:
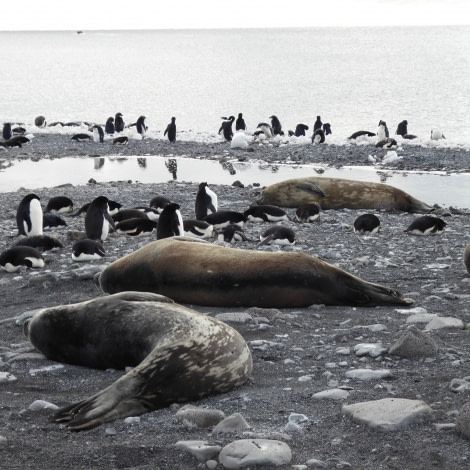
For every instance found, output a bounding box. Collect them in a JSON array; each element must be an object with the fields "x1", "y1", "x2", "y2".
[
  {"x1": 313, "y1": 116, "x2": 322, "y2": 132},
  {"x1": 17, "y1": 193, "x2": 43, "y2": 236},
  {"x1": 136, "y1": 116, "x2": 147, "y2": 136},
  {"x1": 219, "y1": 116, "x2": 235, "y2": 141},
  {"x1": 377, "y1": 120, "x2": 389, "y2": 140},
  {"x1": 235, "y1": 113, "x2": 246, "y2": 131},
  {"x1": 269, "y1": 115, "x2": 284, "y2": 135},
  {"x1": 312, "y1": 128, "x2": 325, "y2": 144},
  {"x1": 114, "y1": 113, "x2": 125, "y2": 133},
  {"x1": 105, "y1": 117, "x2": 115, "y2": 135},
  {"x1": 84, "y1": 196, "x2": 116, "y2": 242},
  {"x1": 2, "y1": 122, "x2": 12, "y2": 140},
  {"x1": 195, "y1": 182, "x2": 218, "y2": 220},
  {"x1": 293, "y1": 124, "x2": 309, "y2": 137},
  {"x1": 92, "y1": 125, "x2": 104, "y2": 143},
  {"x1": 164, "y1": 117, "x2": 177, "y2": 143},
  {"x1": 156, "y1": 202, "x2": 184, "y2": 239}
]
